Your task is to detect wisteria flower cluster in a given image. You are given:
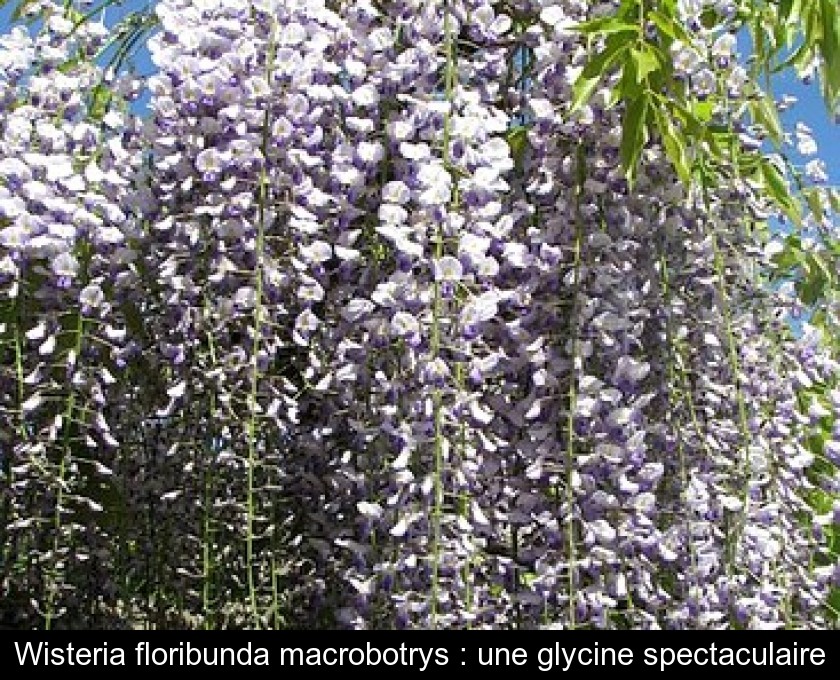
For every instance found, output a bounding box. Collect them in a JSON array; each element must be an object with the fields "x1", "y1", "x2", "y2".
[{"x1": 0, "y1": 0, "x2": 838, "y2": 630}]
